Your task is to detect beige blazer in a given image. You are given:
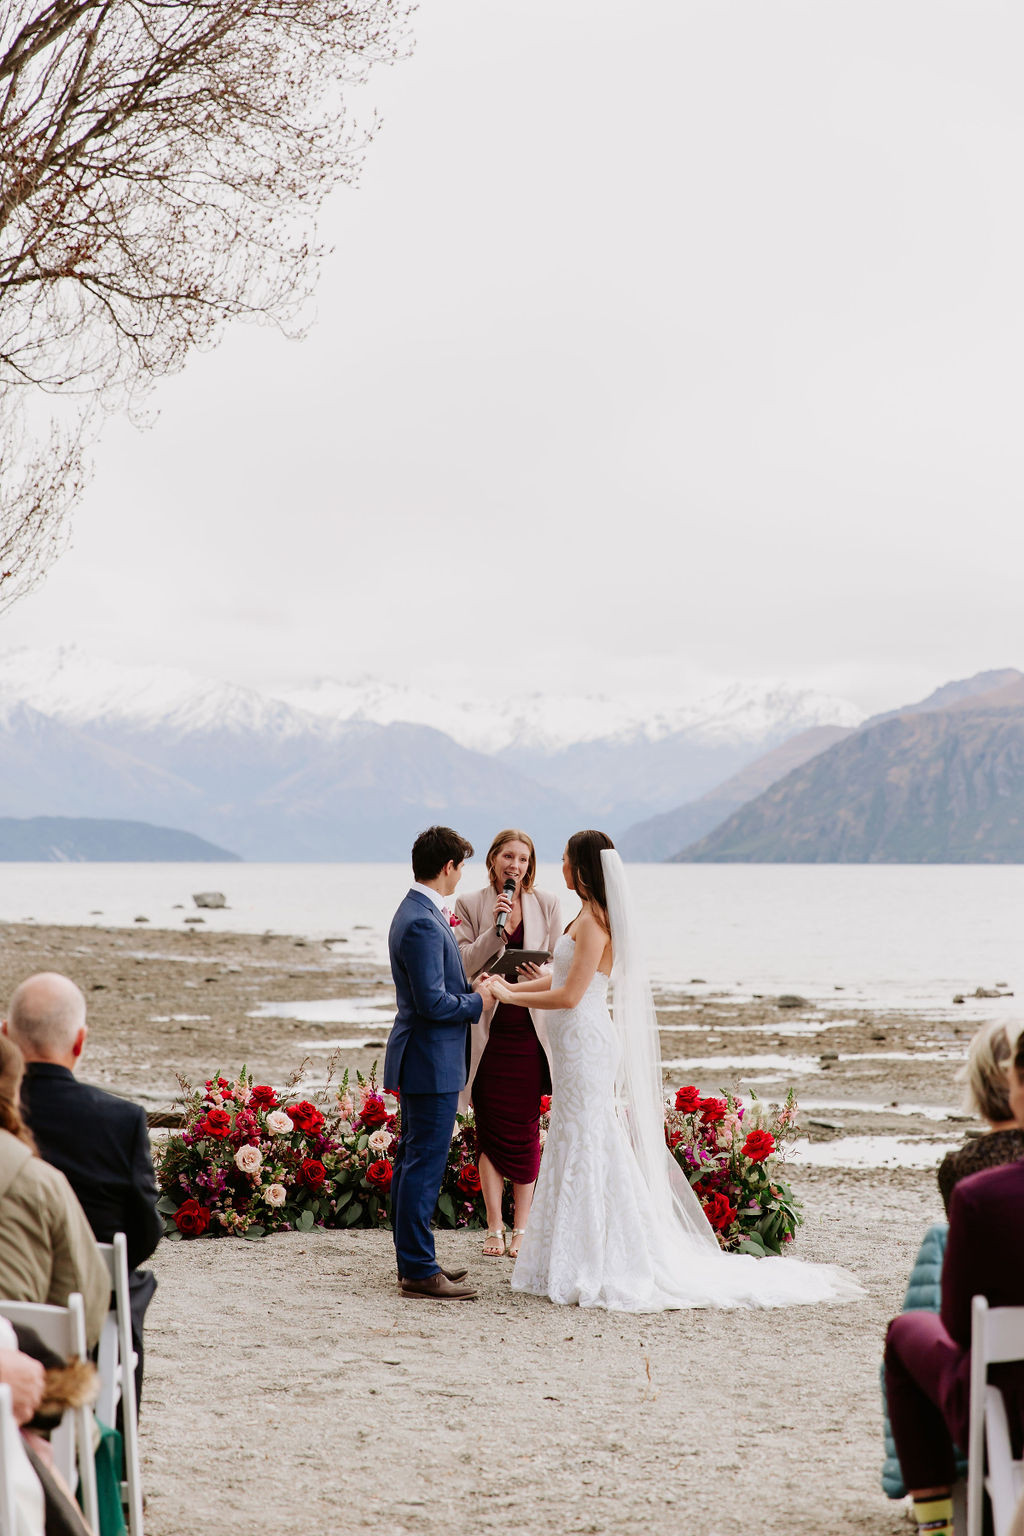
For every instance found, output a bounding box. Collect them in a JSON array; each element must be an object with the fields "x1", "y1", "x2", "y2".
[
  {"x1": 454, "y1": 883, "x2": 564, "y2": 1110},
  {"x1": 0, "y1": 1129, "x2": 110, "y2": 1349}
]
